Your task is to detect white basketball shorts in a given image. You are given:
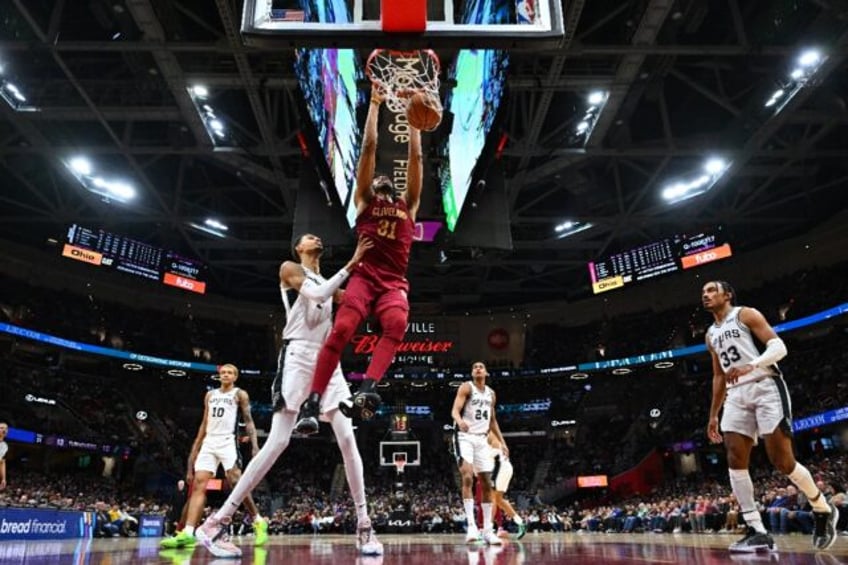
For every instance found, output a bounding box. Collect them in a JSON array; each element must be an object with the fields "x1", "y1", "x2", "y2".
[
  {"x1": 194, "y1": 437, "x2": 239, "y2": 473},
  {"x1": 721, "y1": 375, "x2": 792, "y2": 444},
  {"x1": 454, "y1": 432, "x2": 494, "y2": 474},
  {"x1": 278, "y1": 340, "x2": 350, "y2": 421},
  {"x1": 492, "y1": 456, "x2": 514, "y2": 493}
]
